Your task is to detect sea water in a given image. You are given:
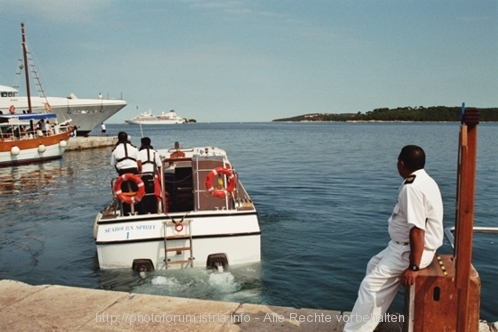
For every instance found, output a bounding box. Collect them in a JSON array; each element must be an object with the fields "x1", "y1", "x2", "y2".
[{"x1": 0, "y1": 122, "x2": 496, "y2": 321}]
